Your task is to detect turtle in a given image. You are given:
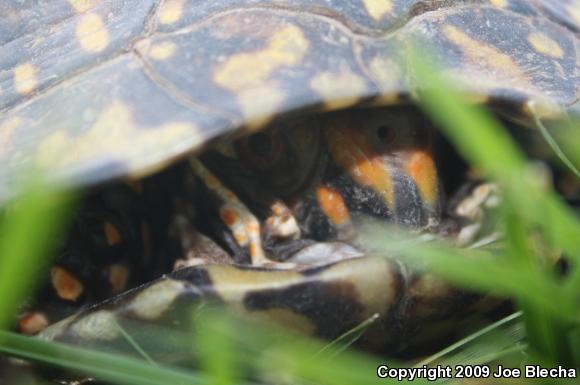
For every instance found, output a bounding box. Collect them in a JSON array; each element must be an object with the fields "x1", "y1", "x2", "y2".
[{"x1": 0, "y1": 0, "x2": 579, "y2": 367}]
